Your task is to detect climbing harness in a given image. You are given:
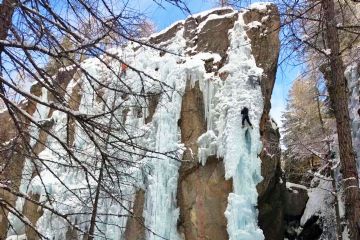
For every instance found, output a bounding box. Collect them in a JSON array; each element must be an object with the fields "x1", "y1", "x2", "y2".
[
  {"x1": 120, "y1": 46, "x2": 128, "y2": 78},
  {"x1": 121, "y1": 62, "x2": 128, "y2": 74}
]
